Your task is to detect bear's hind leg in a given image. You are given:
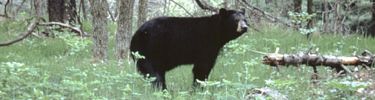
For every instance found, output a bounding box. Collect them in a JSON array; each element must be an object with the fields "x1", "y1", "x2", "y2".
[
  {"x1": 152, "y1": 71, "x2": 167, "y2": 90},
  {"x1": 137, "y1": 60, "x2": 167, "y2": 89}
]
